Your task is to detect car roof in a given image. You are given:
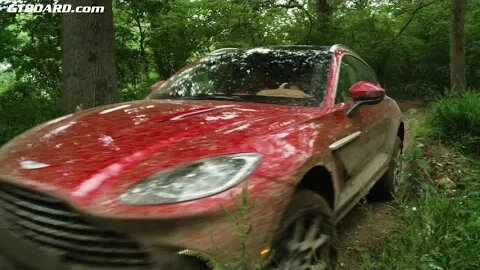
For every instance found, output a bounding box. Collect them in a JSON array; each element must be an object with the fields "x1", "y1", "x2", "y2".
[{"x1": 210, "y1": 44, "x2": 353, "y2": 55}]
